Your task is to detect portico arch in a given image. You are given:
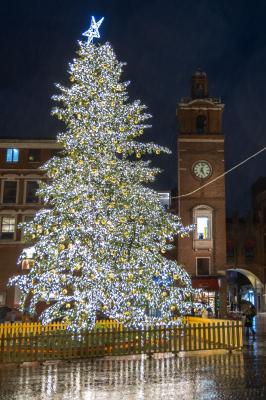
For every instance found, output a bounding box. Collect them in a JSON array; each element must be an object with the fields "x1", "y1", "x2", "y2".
[{"x1": 226, "y1": 268, "x2": 264, "y2": 312}]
